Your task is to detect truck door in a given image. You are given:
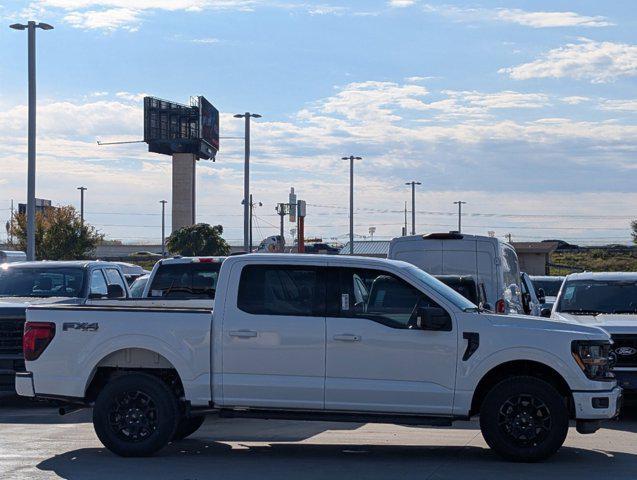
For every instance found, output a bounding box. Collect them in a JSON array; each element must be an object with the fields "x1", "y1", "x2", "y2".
[
  {"x1": 221, "y1": 263, "x2": 326, "y2": 409},
  {"x1": 324, "y1": 266, "x2": 457, "y2": 415}
]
